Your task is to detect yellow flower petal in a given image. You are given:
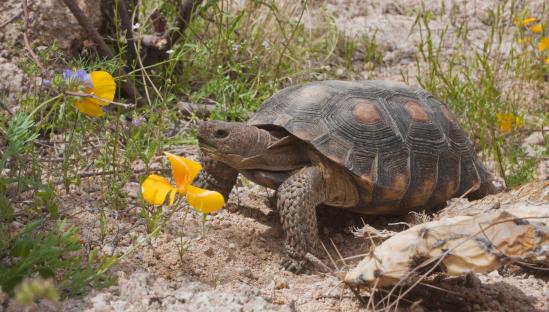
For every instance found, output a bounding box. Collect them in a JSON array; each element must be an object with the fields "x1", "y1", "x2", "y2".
[
  {"x1": 74, "y1": 71, "x2": 116, "y2": 118},
  {"x1": 141, "y1": 175, "x2": 177, "y2": 206},
  {"x1": 164, "y1": 153, "x2": 202, "y2": 190},
  {"x1": 89, "y1": 71, "x2": 116, "y2": 102},
  {"x1": 515, "y1": 116, "x2": 524, "y2": 129},
  {"x1": 75, "y1": 98, "x2": 105, "y2": 117},
  {"x1": 528, "y1": 23, "x2": 543, "y2": 33},
  {"x1": 517, "y1": 36, "x2": 532, "y2": 44},
  {"x1": 186, "y1": 185, "x2": 225, "y2": 213},
  {"x1": 539, "y1": 37, "x2": 549, "y2": 51},
  {"x1": 496, "y1": 113, "x2": 522, "y2": 134},
  {"x1": 515, "y1": 17, "x2": 537, "y2": 27},
  {"x1": 545, "y1": 56, "x2": 549, "y2": 64}
]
